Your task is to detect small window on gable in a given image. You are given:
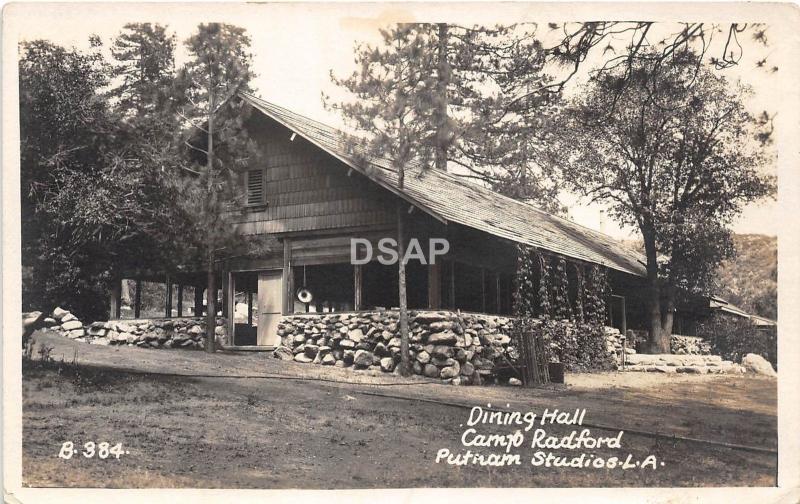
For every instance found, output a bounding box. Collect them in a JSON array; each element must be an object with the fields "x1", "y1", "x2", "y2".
[{"x1": 246, "y1": 168, "x2": 265, "y2": 206}]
